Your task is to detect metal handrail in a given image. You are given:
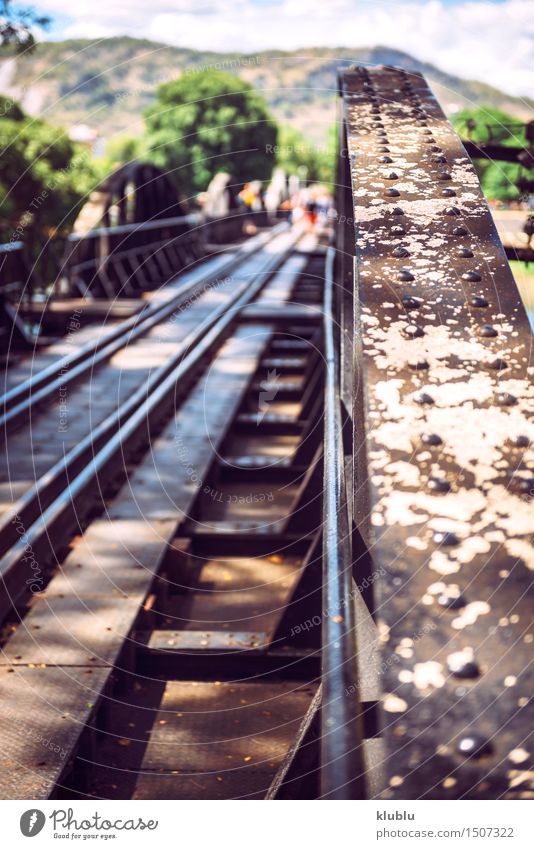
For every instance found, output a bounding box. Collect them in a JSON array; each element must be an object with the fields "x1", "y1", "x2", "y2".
[
  {"x1": 65, "y1": 213, "x2": 201, "y2": 242},
  {"x1": 321, "y1": 243, "x2": 367, "y2": 799}
]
